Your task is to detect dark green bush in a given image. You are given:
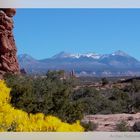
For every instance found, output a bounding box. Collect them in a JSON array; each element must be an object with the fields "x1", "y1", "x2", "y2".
[
  {"x1": 4, "y1": 73, "x2": 140, "y2": 124},
  {"x1": 101, "y1": 77, "x2": 109, "y2": 86},
  {"x1": 80, "y1": 121, "x2": 98, "y2": 131},
  {"x1": 4, "y1": 72, "x2": 83, "y2": 123},
  {"x1": 133, "y1": 121, "x2": 140, "y2": 132},
  {"x1": 116, "y1": 120, "x2": 130, "y2": 132}
]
